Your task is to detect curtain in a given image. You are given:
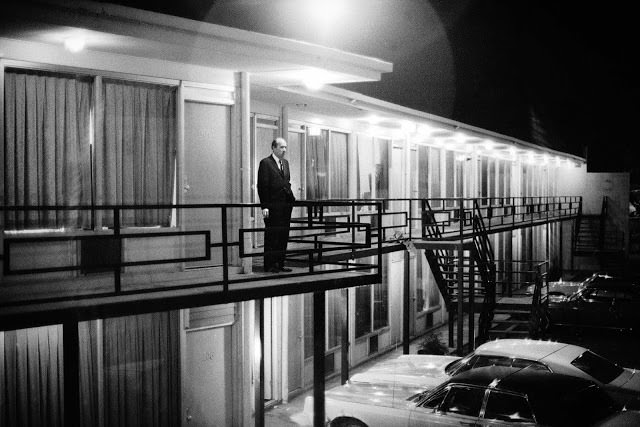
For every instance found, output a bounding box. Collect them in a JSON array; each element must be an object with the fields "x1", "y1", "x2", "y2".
[
  {"x1": 306, "y1": 130, "x2": 328, "y2": 200},
  {"x1": 101, "y1": 311, "x2": 180, "y2": 427},
  {"x1": 373, "y1": 138, "x2": 389, "y2": 199},
  {"x1": 329, "y1": 132, "x2": 348, "y2": 200},
  {"x1": 418, "y1": 145, "x2": 429, "y2": 198},
  {"x1": 94, "y1": 79, "x2": 176, "y2": 227},
  {"x1": 4, "y1": 69, "x2": 91, "y2": 229},
  {"x1": 356, "y1": 135, "x2": 374, "y2": 199},
  {"x1": 1, "y1": 325, "x2": 65, "y2": 427}
]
